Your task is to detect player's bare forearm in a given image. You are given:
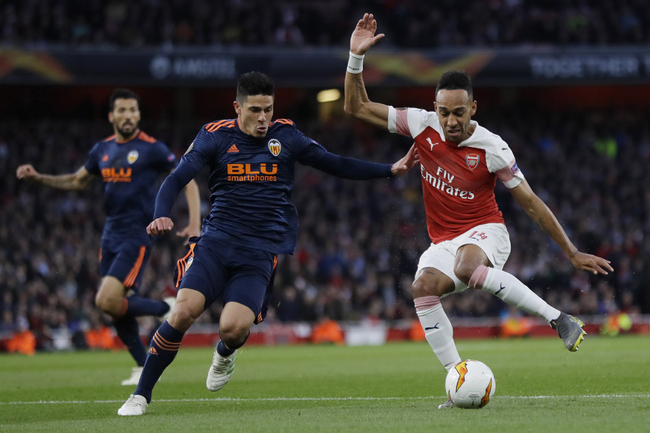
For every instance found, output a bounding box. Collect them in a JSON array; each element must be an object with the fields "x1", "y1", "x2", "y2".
[
  {"x1": 344, "y1": 72, "x2": 369, "y2": 115},
  {"x1": 344, "y1": 74, "x2": 389, "y2": 129},
  {"x1": 16, "y1": 164, "x2": 92, "y2": 190},
  {"x1": 528, "y1": 199, "x2": 576, "y2": 257},
  {"x1": 147, "y1": 217, "x2": 174, "y2": 236},
  {"x1": 178, "y1": 179, "x2": 201, "y2": 239},
  {"x1": 36, "y1": 173, "x2": 84, "y2": 190}
]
